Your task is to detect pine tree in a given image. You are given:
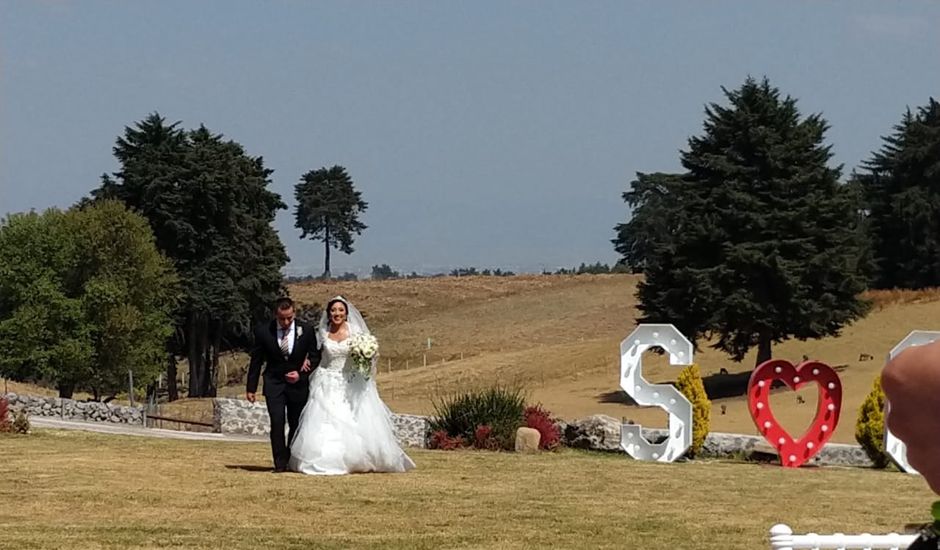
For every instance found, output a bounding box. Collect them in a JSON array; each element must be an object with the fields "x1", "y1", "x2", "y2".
[
  {"x1": 855, "y1": 98, "x2": 940, "y2": 289},
  {"x1": 92, "y1": 113, "x2": 288, "y2": 398},
  {"x1": 638, "y1": 77, "x2": 869, "y2": 366},
  {"x1": 294, "y1": 165, "x2": 368, "y2": 278}
]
